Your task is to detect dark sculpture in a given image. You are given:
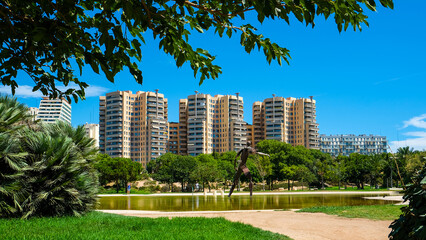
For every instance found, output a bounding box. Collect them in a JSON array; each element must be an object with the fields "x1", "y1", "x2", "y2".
[{"x1": 228, "y1": 141, "x2": 269, "y2": 197}]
